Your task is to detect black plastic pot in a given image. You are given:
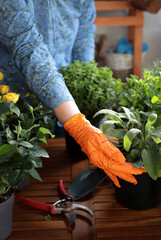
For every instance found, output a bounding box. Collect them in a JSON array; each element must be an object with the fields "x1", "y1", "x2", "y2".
[
  {"x1": 114, "y1": 173, "x2": 161, "y2": 210},
  {"x1": 64, "y1": 130, "x2": 87, "y2": 159},
  {"x1": 0, "y1": 191, "x2": 15, "y2": 240}
]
